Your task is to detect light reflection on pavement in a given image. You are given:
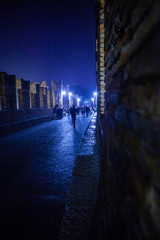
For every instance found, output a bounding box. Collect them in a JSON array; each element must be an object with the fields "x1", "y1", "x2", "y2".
[{"x1": 0, "y1": 115, "x2": 92, "y2": 240}]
